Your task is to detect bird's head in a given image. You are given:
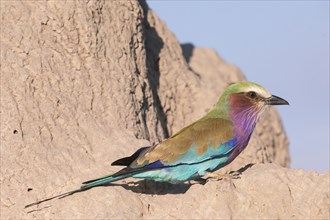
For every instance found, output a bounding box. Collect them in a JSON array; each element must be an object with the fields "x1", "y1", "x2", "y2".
[
  {"x1": 225, "y1": 81, "x2": 288, "y2": 107},
  {"x1": 213, "y1": 82, "x2": 289, "y2": 121},
  {"x1": 210, "y1": 81, "x2": 289, "y2": 142}
]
